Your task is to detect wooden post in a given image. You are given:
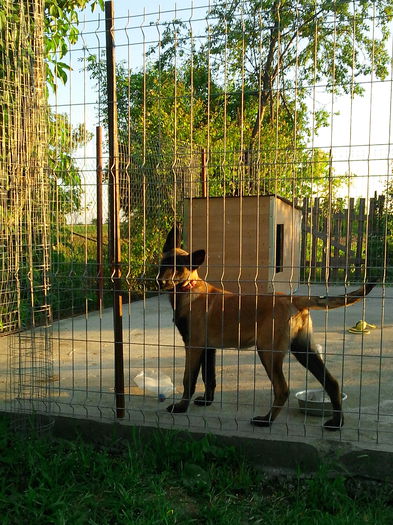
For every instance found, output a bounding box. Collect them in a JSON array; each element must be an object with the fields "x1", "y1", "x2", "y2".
[
  {"x1": 201, "y1": 148, "x2": 207, "y2": 197},
  {"x1": 311, "y1": 198, "x2": 320, "y2": 281},
  {"x1": 325, "y1": 150, "x2": 333, "y2": 282},
  {"x1": 332, "y1": 206, "x2": 343, "y2": 282},
  {"x1": 322, "y1": 214, "x2": 328, "y2": 281},
  {"x1": 348, "y1": 198, "x2": 355, "y2": 274},
  {"x1": 356, "y1": 198, "x2": 366, "y2": 279},
  {"x1": 369, "y1": 193, "x2": 376, "y2": 236},
  {"x1": 300, "y1": 197, "x2": 308, "y2": 280},
  {"x1": 96, "y1": 126, "x2": 104, "y2": 310},
  {"x1": 105, "y1": 0, "x2": 124, "y2": 418}
]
